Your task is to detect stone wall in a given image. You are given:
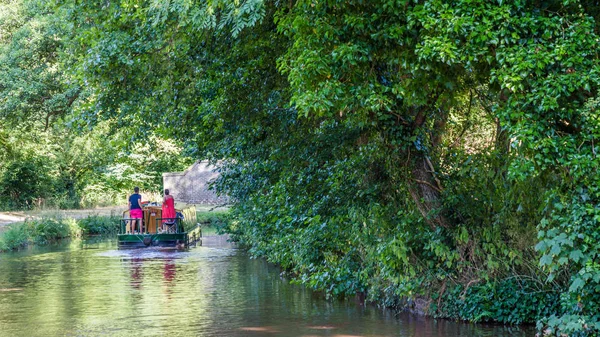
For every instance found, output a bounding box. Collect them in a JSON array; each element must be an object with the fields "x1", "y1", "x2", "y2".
[{"x1": 162, "y1": 161, "x2": 227, "y2": 205}]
